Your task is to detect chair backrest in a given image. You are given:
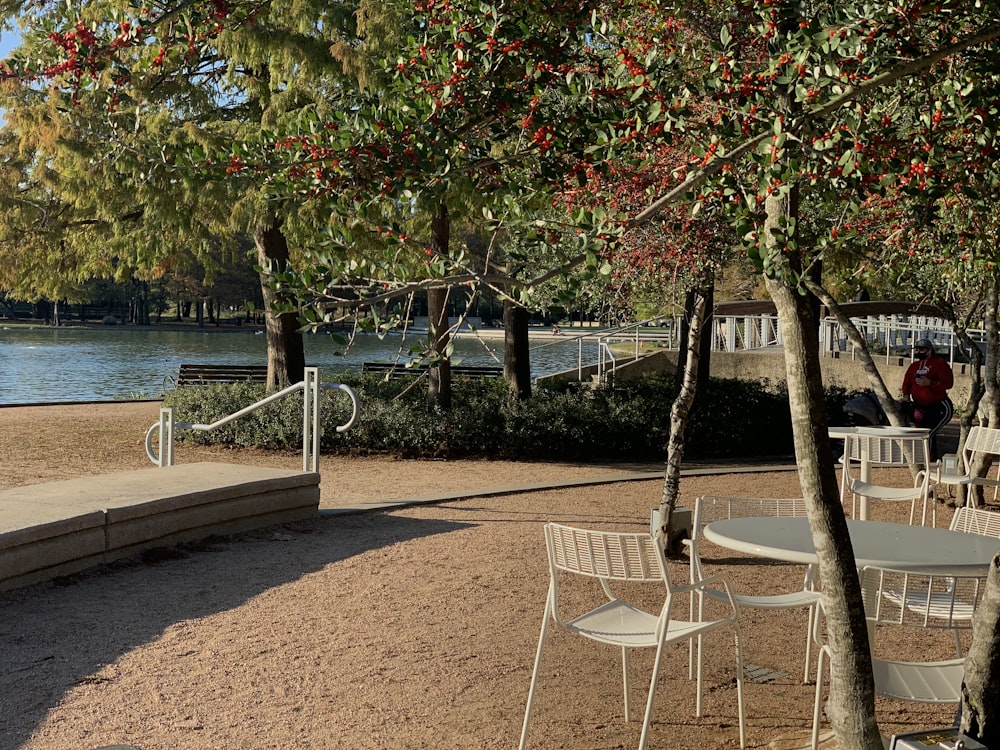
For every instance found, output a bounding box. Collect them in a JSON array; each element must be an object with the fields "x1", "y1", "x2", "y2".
[
  {"x1": 949, "y1": 506, "x2": 1000, "y2": 537},
  {"x1": 959, "y1": 425, "x2": 1000, "y2": 472},
  {"x1": 844, "y1": 429, "x2": 931, "y2": 469},
  {"x1": 545, "y1": 523, "x2": 670, "y2": 627},
  {"x1": 692, "y1": 496, "x2": 809, "y2": 538},
  {"x1": 545, "y1": 523, "x2": 666, "y2": 583},
  {"x1": 859, "y1": 565, "x2": 985, "y2": 633}
]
